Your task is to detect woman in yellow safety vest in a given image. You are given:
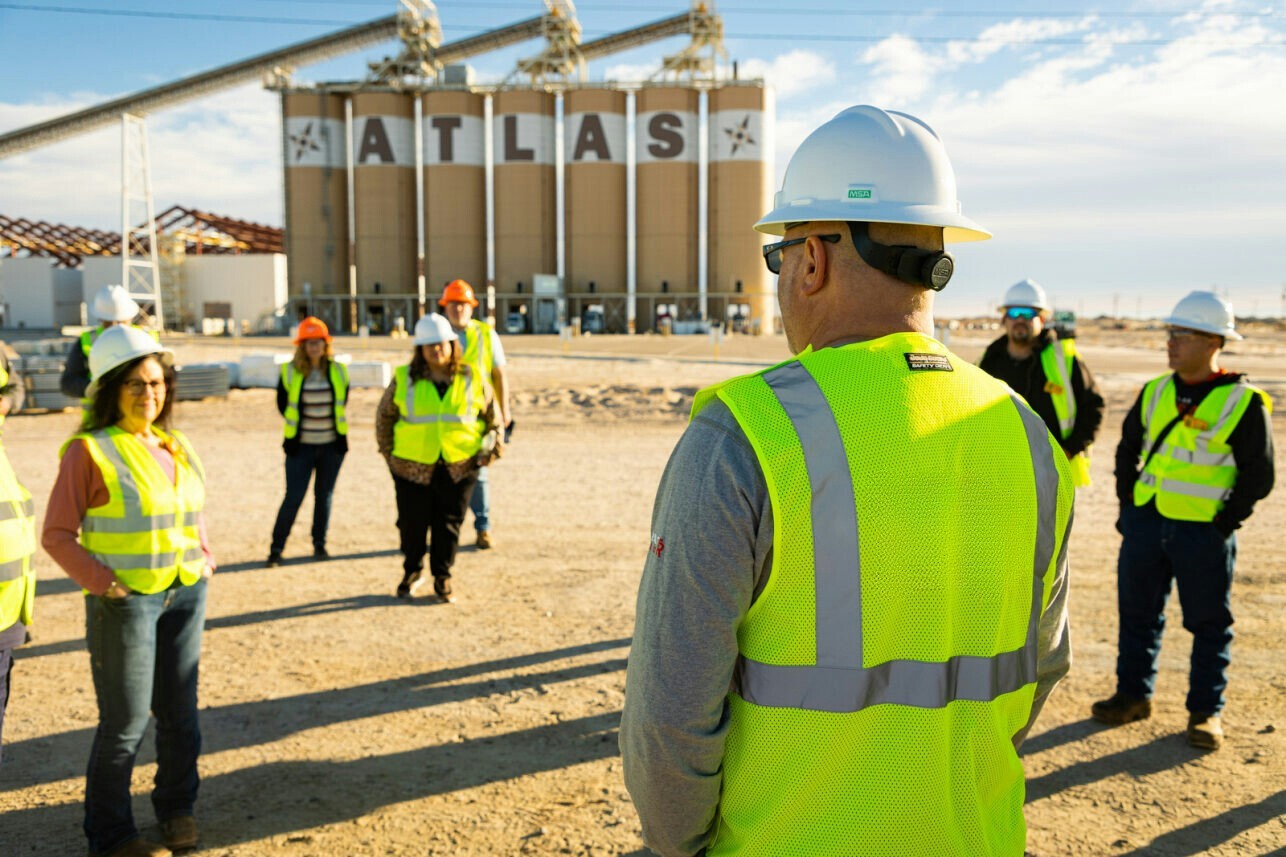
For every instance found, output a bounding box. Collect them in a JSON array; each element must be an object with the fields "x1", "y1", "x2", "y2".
[
  {"x1": 266, "y1": 316, "x2": 349, "y2": 567},
  {"x1": 42, "y1": 325, "x2": 214, "y2": 857},
  {"x1": 375, "y1": 313, "x2": 501, "y2": 603}
]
